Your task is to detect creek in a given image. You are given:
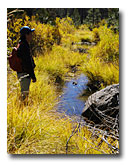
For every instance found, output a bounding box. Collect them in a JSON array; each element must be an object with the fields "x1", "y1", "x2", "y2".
[{"x1": 57, "y1": 73, "x2": 88, "y2": 116}]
